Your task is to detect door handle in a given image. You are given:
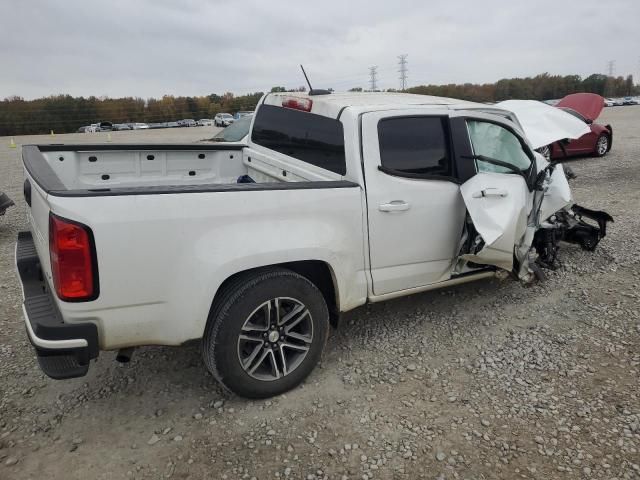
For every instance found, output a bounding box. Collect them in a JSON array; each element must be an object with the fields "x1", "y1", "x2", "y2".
[
  {"x1": 471, "y1": 188, "x2": 508, "y2": 198},
  {"x1": 379, "y1": 201, "x2": 410, "y2": 212}
]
